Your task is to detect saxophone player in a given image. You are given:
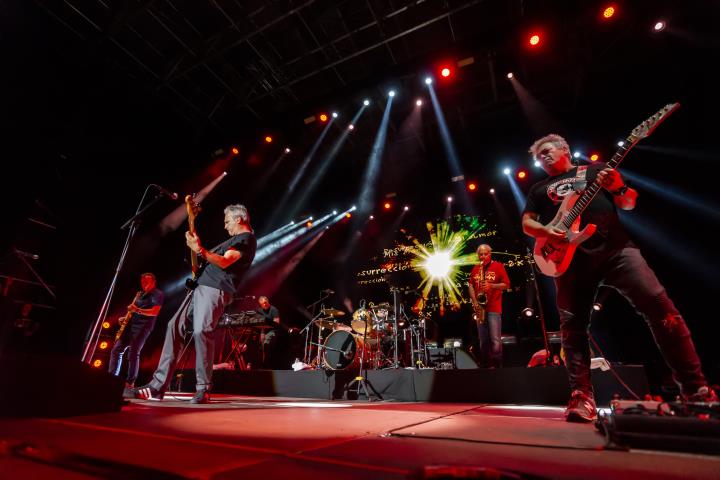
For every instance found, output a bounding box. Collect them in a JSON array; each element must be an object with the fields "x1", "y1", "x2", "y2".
[{"x1": 468, "y1": 244, "x2": 510, "y2": 368}]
